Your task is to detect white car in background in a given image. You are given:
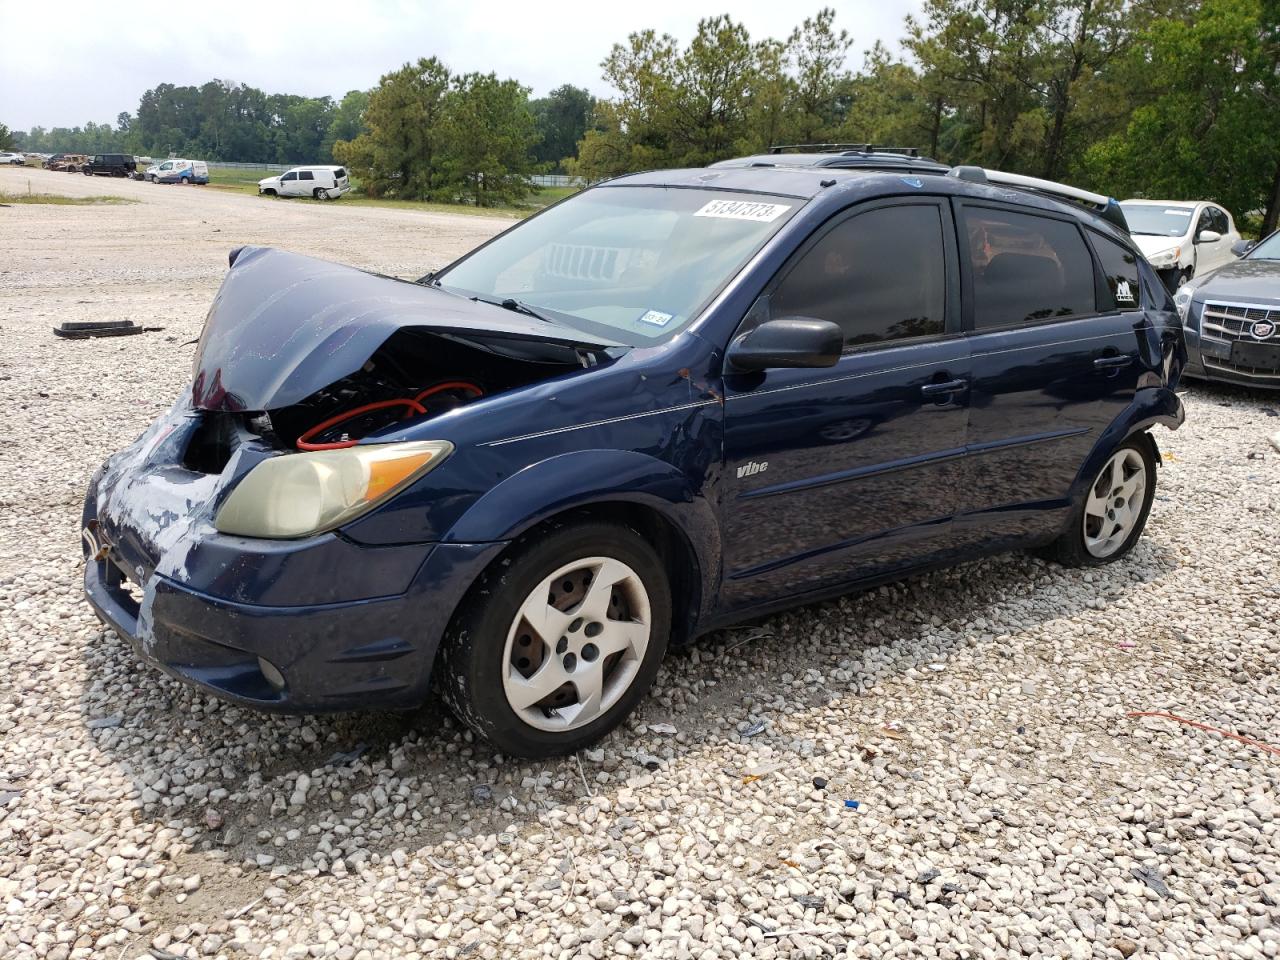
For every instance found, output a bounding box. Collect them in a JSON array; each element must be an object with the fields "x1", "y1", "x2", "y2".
[
  {"x1": 0, "y1": 151, "x2": 26, "y2": 165},
  {"x1": 257, "y1": 165, "x2": 350, "y2": 200},
  {"x1": 1120, "y1": 199, "x2": 1241, "y2": 289}
]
